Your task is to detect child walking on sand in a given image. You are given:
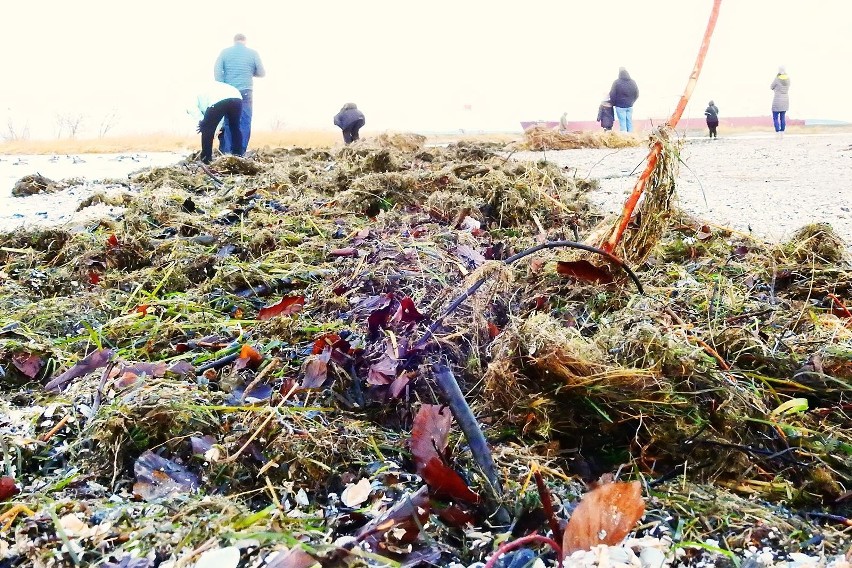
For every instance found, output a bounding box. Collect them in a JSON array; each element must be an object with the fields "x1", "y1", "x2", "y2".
[{"x1": 704, "y1": 100, "x2": 719, "y2": 139}]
